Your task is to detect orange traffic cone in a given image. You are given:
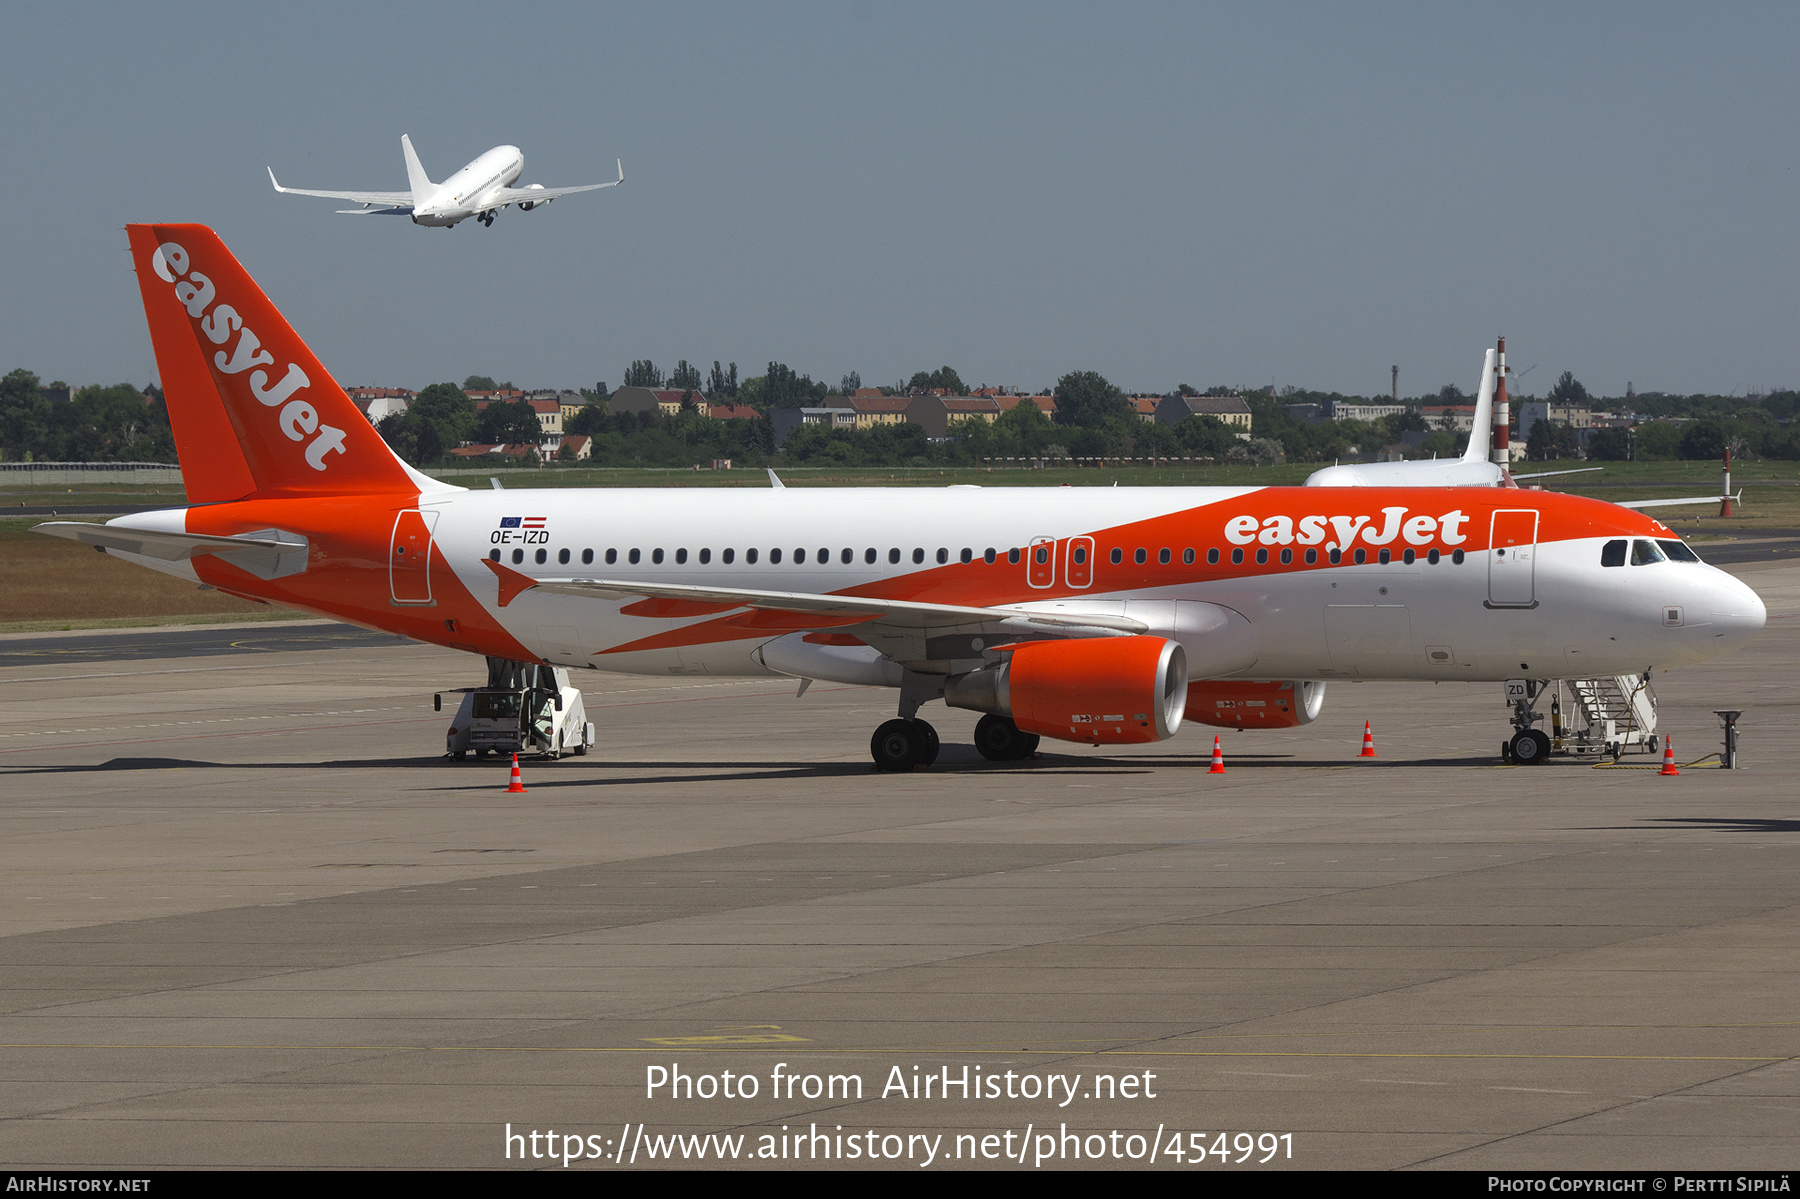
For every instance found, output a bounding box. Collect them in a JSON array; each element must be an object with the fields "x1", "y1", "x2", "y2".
[
  {"x1": 506, "y1": 753, "x2": 528, "y2": 793},
  {"x1": 1208, "y1": 735, "x2": 1226, "y2": 774},
  {"x1": 1658, "y1": 736, "x2": 1680, "y2": 777},
  {"x1": 1359, "y1": 721, "x2": 1377, "y2": 758}
]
